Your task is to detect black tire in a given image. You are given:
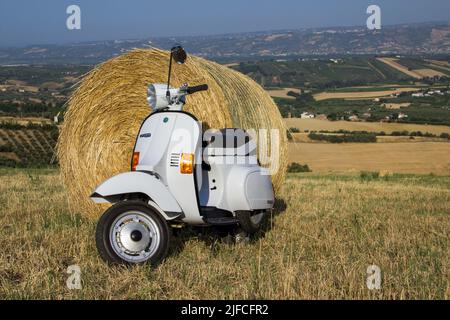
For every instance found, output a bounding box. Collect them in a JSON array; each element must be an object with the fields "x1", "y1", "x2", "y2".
[
  {"x1": 235, "y1": 210, "x2": 267, "y2": 234},
  {"x1": 95, "y1": 201, "x2": 171, "y2": 266}
]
